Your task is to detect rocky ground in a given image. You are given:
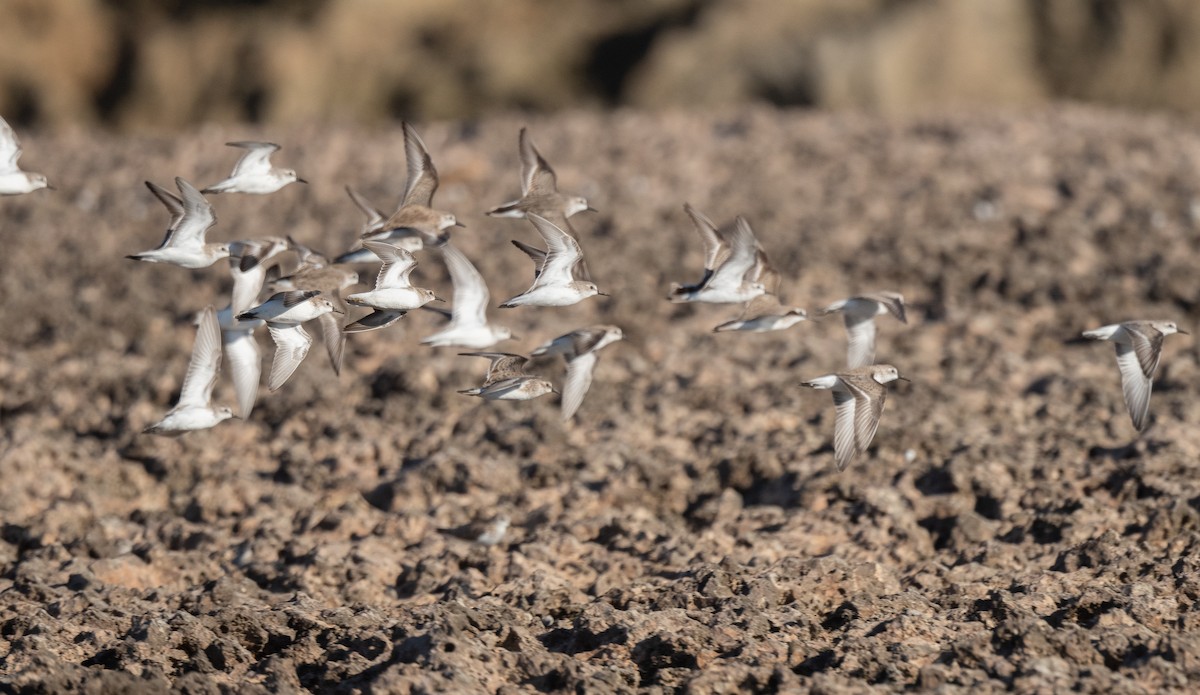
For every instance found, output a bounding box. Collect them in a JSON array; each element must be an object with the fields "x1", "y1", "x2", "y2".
[{"x1": 2, "y1": 105, "x2": 1200, "y2": 692}]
